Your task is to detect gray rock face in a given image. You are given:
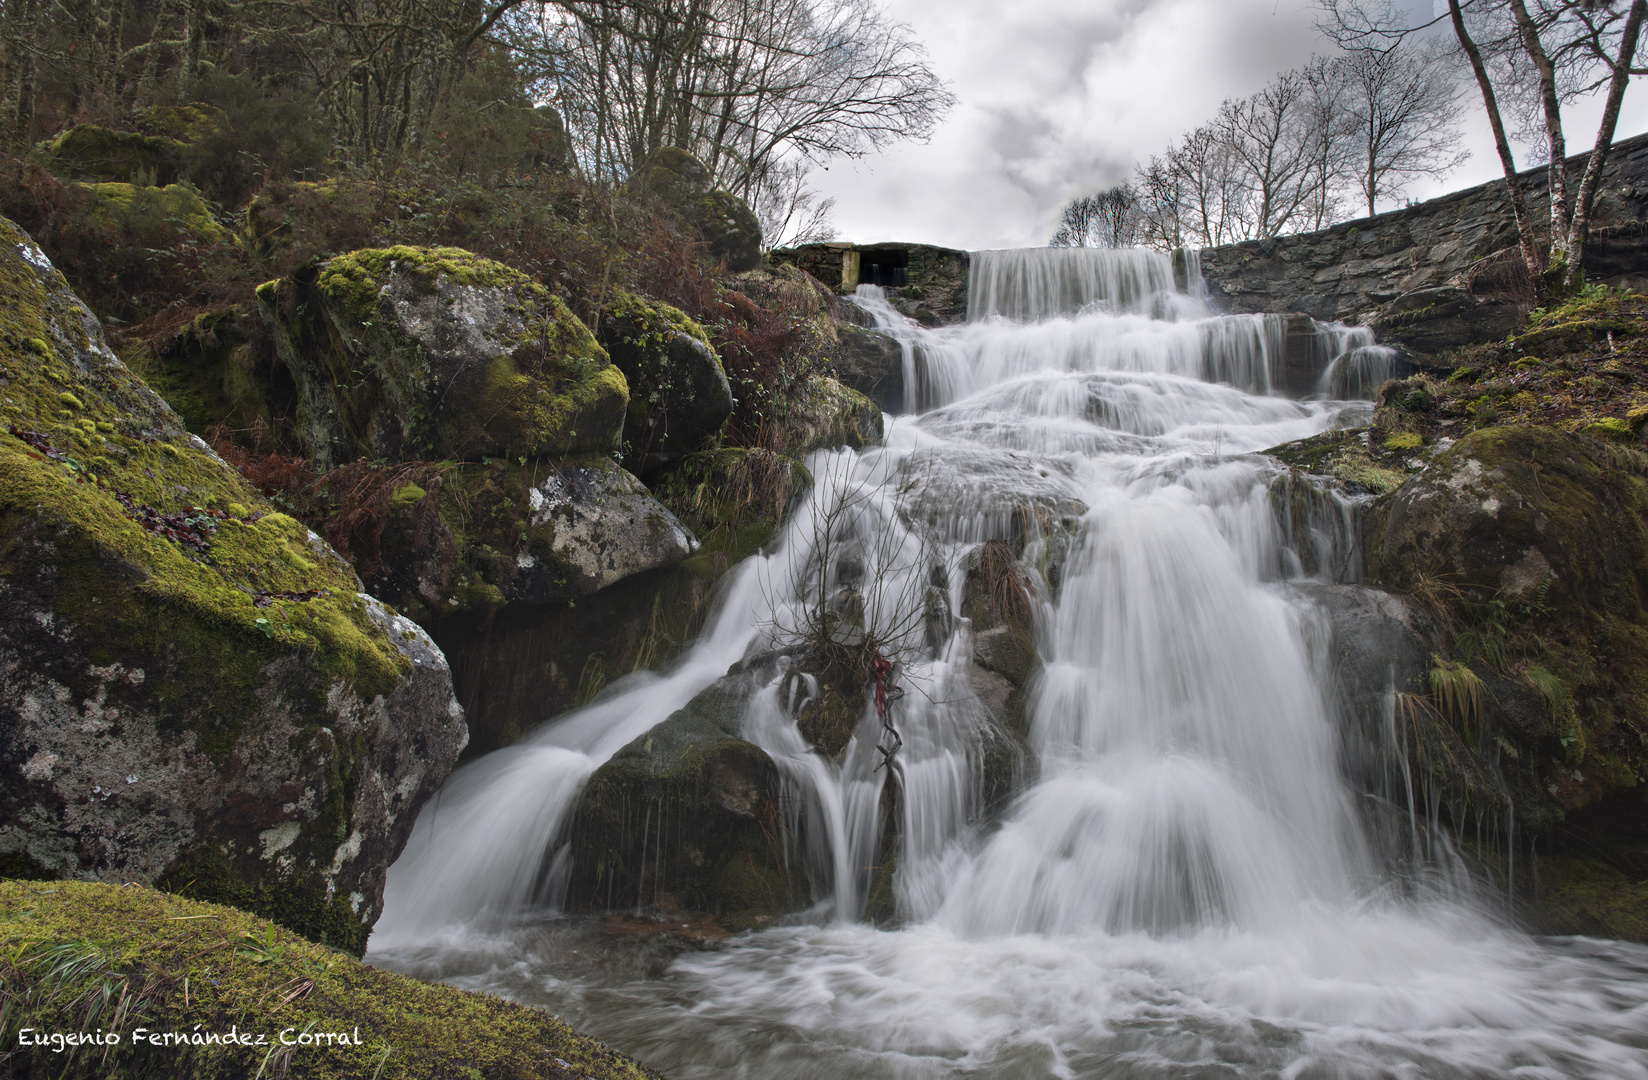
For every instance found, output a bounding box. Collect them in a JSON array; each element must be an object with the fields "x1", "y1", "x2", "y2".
[
  {"x1": 257, "y1": 249, "x2": 626, "y2": 470},
  {"x1": 828, "y1": 322, "x2": 905, "y2": 413},
  {"x1": 526, "y1": 458, "x2": 699, "y2": 596},
  {"x1": 1197, "y1": 132, "x2": 1648, "y2": 357},
  {"x1": 0, "y1": 218, "x2": 467, "y2": 954}
]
